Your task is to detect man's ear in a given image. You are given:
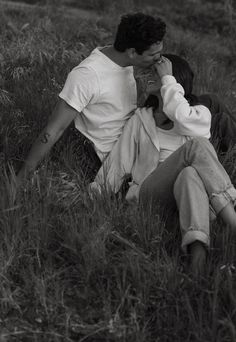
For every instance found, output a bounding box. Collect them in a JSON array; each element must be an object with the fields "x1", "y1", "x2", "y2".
[{"x1": 127, "y1": 48, "x2": 137, "y2": 60}]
